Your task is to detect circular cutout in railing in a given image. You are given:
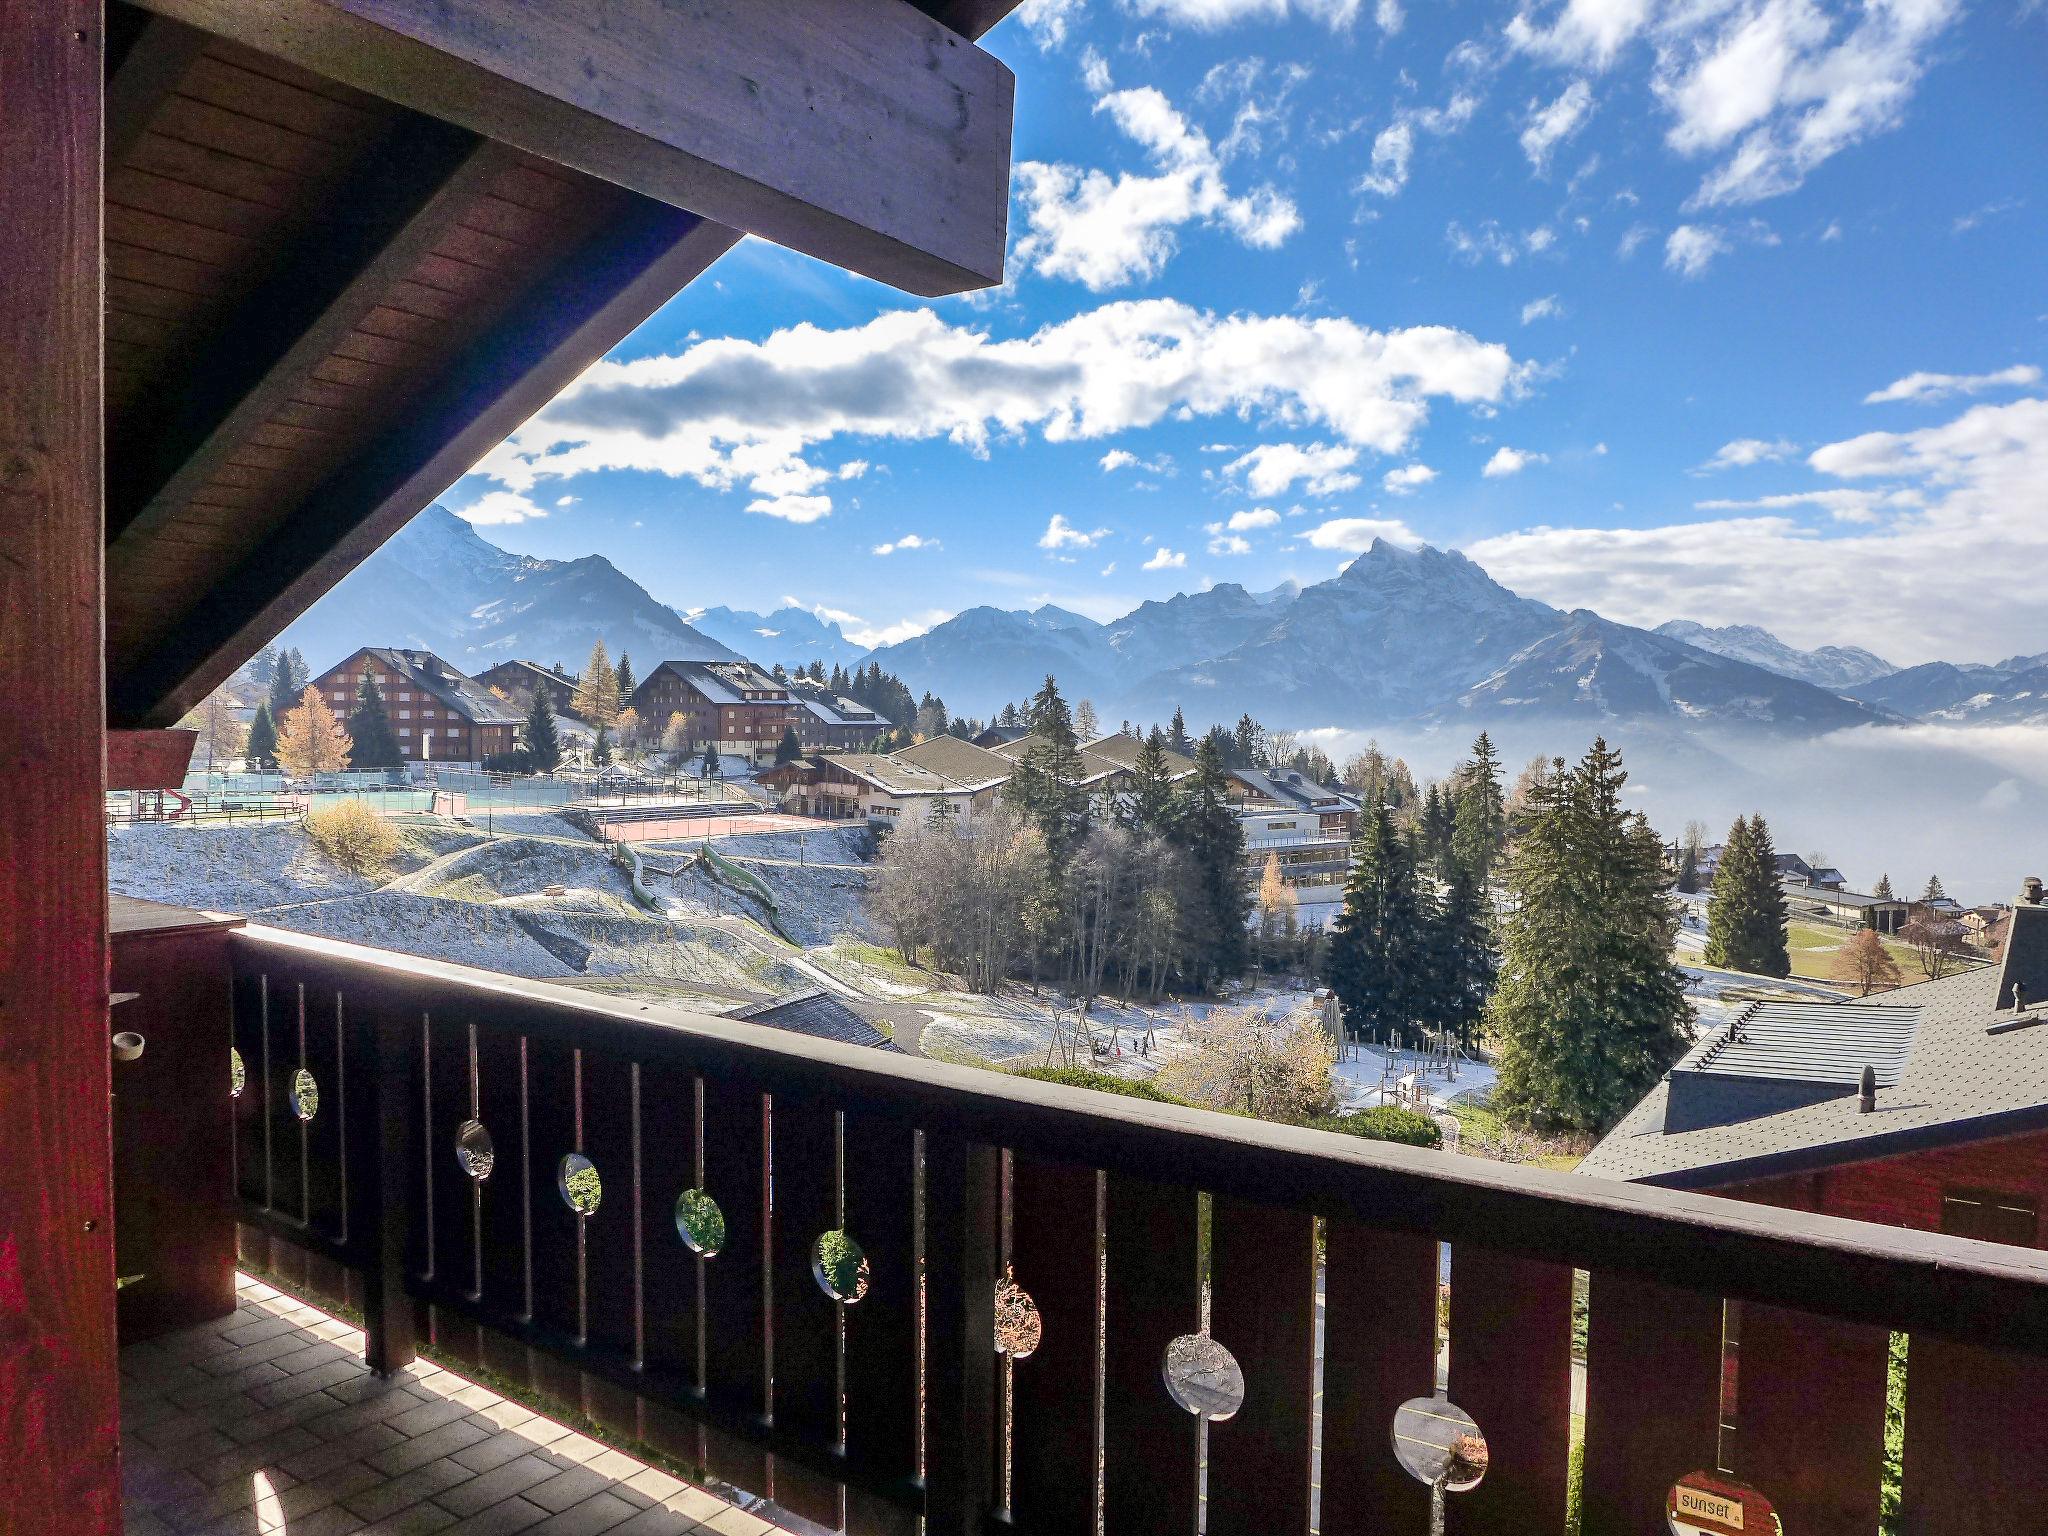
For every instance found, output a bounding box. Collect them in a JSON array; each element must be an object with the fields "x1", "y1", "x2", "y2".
[
  {"x1": 1392, "y1": 1397, "x2": 1489, "y2": 1494},
  {"x1": 1668, "y1": 1471, "x2": 1780, "y2": 1536},
  {"x1": 455, "y1": 1119, "x2": 495, "y2": 1181},
  {"x1": 230, "y1": 1048, "x2": 246, "y2": 1098},
  {"x1": 558, "y1": 1152, "x2": 602, "y2": 1215},
  {"x1": 1162, "y1": 1333, "x2": 1245, "y2": 1421},
  {"x1": 812, "y1": 1229, "x2": 870, "y2": 1303},
  {"x1": 289, "y1": 1067, "x2": 320, "y2": 1121},
  {"x1": 675, "y1": 1188, "x2": 726, "y2": 1257},
  {"x1": 994, "y1": 1278, "x2": 1043, "y2": 1359}
]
